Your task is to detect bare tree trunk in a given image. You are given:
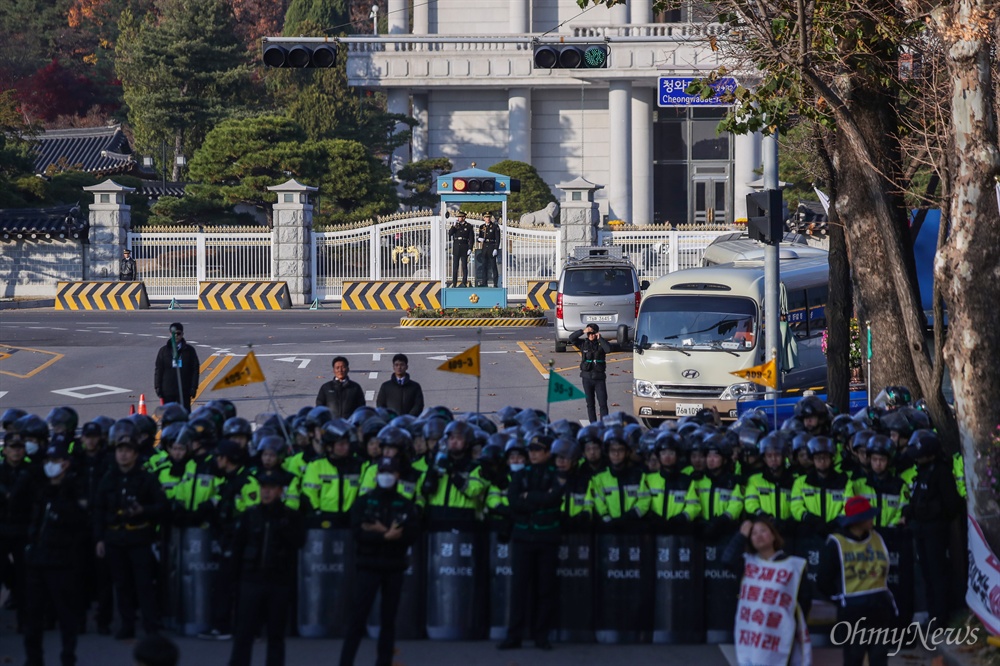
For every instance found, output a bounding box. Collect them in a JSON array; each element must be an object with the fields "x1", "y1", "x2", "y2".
[
  {"x1": 930, "y1": 0, "x2": 1000, "y2": 550},
  {"x1": 172, "y1": 130, "x2": 183, "y2": 182}
]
